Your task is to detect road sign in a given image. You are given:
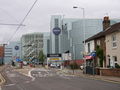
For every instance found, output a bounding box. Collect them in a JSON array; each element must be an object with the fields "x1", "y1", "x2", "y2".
[
  {"x1": 90, "y1": 52, "x2": 96, "y2": 57},
  {"x1": 49, "y1": 58, "x2": 60, "y2": 60},
  {"x1": 62, "y1": 53, "x2": 72, "y2": 60},
  {"x1": 47, "y1": 54, "x2": 61, "y2": 57},
  {"x1": 16, "y1": 58, "x2": 22, "y2": 62}
]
